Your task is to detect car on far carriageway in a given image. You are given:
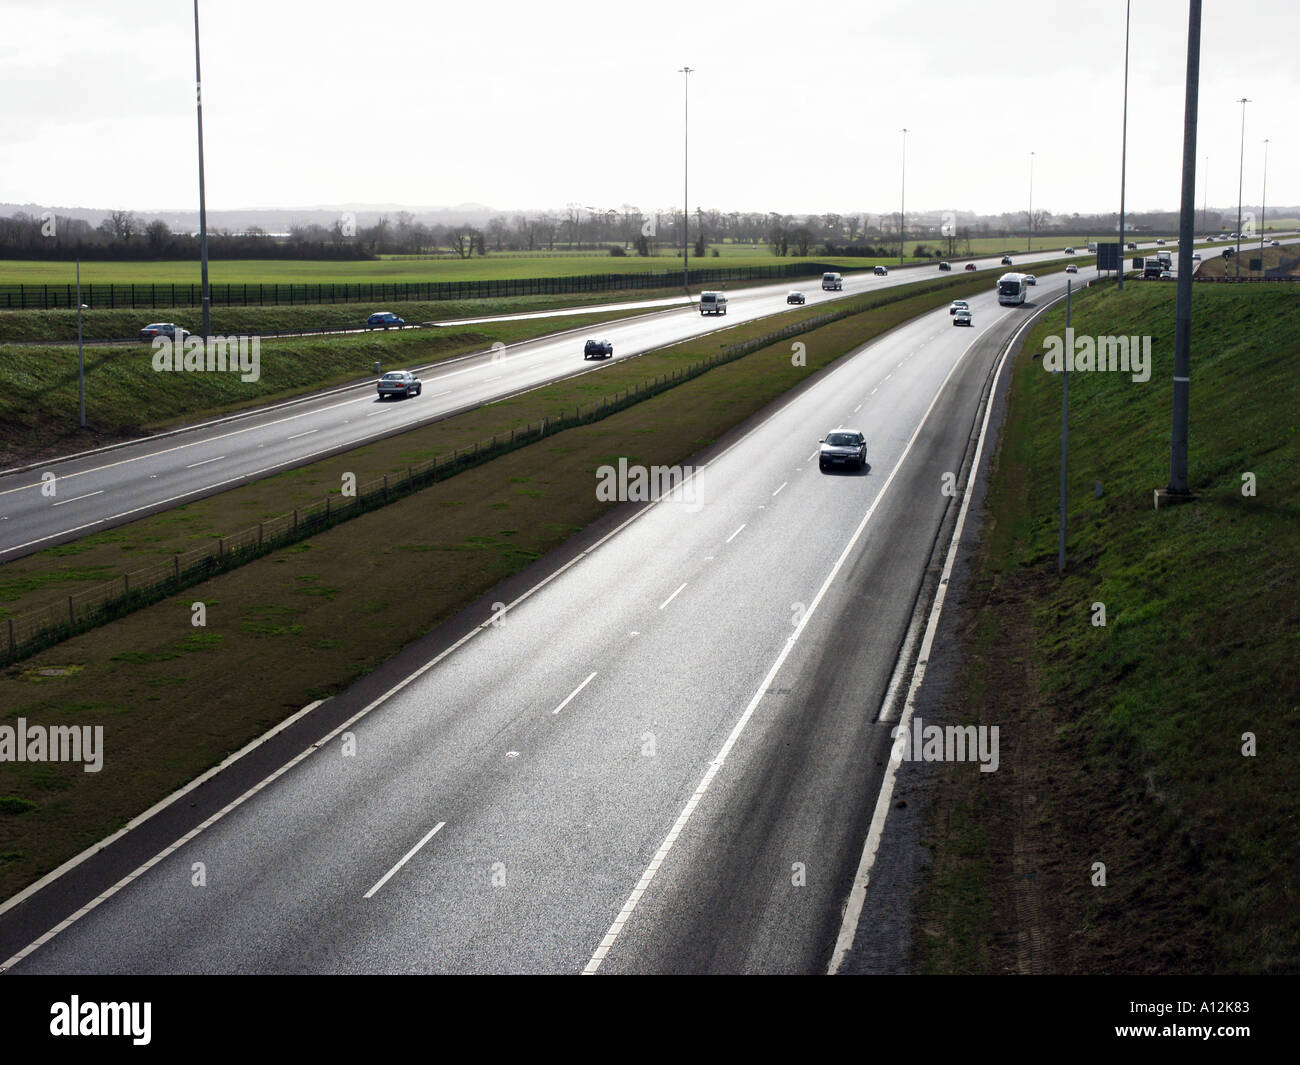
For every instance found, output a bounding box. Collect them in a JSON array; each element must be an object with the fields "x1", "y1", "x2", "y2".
[
  {"x1": 377, "y1": 370, "x2": 422, "y2": 399},
  {"x1": 366, "y1": 311, "x2": 405, "y2": 330},
  {"x1": 953, "y1": 307, "x2": 973, "y2": 326},
  {"x1": 949, "y1": 299, "x2": 970, "y2": 316},
  {"x1": 786, "y1": 291, "x2": 806, "y2": 304},
  {"x1": 1066, "y1": 264, "x2": 1078, "y2": 273},
  {"x1": 138, "y1": 322, "x2": 189, "y2": 341},
  {"x1": 964, "y1": 262, "x2": 977, "y2": 270},
  {"x1": 1001, "y1": 255, "x2": 1014, "y2": 265},
  {"x1": 938, "y1": 261, "x2": 951, "y2": 271},
  {"x1": 1065, "y1": 246, "x2": 1076, "y2": 254},
  {"x1": 584, "y1": 338, "x2": 613, "y2": 359},
  {"x1": 819, "y1": 430, "x2": 867, "y2": 472},
  {"x1": 874, "y1": 265, "x2": 888, "y2": 276}
]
